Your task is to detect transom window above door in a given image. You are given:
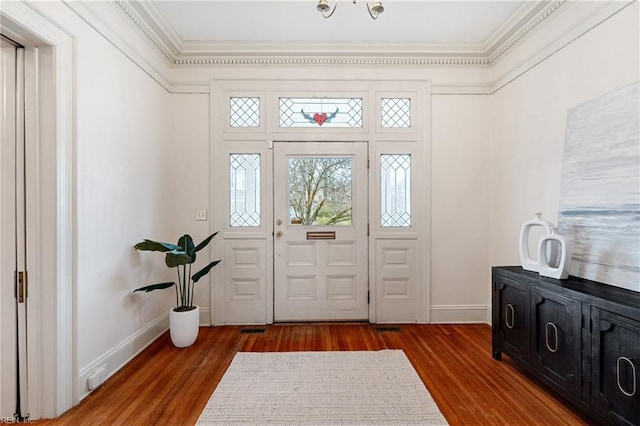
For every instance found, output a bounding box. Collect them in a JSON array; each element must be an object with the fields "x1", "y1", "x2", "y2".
[
  {"x1": 229, "y1": 97, "x2": 260, "y2": 128},
  {"x1": 279, "y1": 97, "x2": 363, "y2": 128}
]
